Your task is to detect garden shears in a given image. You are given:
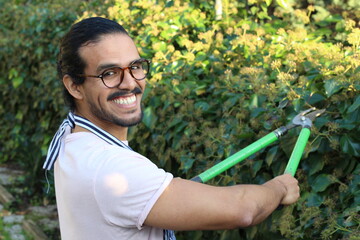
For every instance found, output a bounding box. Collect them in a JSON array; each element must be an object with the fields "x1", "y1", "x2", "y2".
[{"x1": 191, "y1": 108, "x2": 326, "y2": 183}]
